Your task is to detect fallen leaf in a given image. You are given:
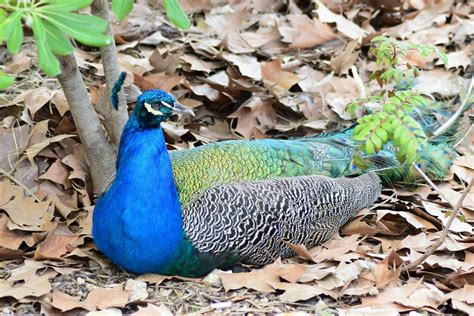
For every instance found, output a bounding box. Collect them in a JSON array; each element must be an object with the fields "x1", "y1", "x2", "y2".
[
  {"x1": 315, "y1": 1, "x2": 368, "y2": 40},
  {"x1": 223, "y1": 53, "x2": 262, "y2": 81},
  {"x1": 220, "y1": 266, "x2": 280, "y2": 292},
  {"x1": 330, "y1": 41, "x2": 359, "y2": 75},
  {"x1": 34, "y1": 223, "x2": 78, "y2": 260},
  {"x1": 0, "y1": 270, "x2": 56, "y2": 300},
  {"x1": 280, "y1": 15, "x2": 337, "y2": 49},
  {"x1": 261, "y1": 58, "x2": 301, "y2": 97}
]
